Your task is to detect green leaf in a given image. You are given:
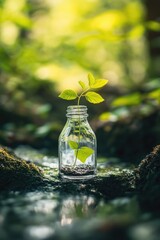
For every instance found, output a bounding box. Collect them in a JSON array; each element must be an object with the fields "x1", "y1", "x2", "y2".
[
  {"x1": 85, "y1": 91, "x2": 104, "y2": 104},
  {"x1": 78, "y1": 80, "x2": 86, "y2": 90},
  {"x1": 75, "y1": 147, "x2": 94, "y2": 163},
  {"x1": 59, "y1": 90, "x2": 77, "y2": 100},
  {"x1": 88, "y1": 73, "x2": 96, "y2": 87},
  {"x1": 91, "y1": 79, "x2": 108, "y2": 89},
  {"x1": 68, "y1": 141, "x2": 78, "y2": 149},
  {"x1": 112, "y1": 93, "x2": 141, "y2": 107},
  {"x1": 147, "y1": 21, "x2": 160, "y2": 32},
  {"x1": 147, "y1": 89, "x2": 160, "y2": 101}
]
